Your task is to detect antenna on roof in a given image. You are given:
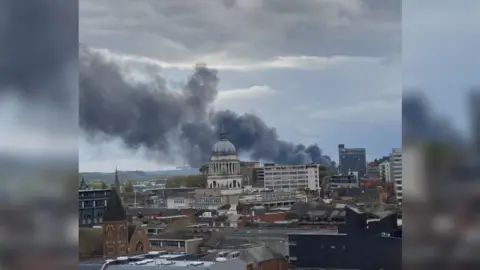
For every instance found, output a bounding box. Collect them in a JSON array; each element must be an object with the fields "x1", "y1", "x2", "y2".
[{"x1": 219, "y1": 124, "x2": 227, "y2": 140}]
